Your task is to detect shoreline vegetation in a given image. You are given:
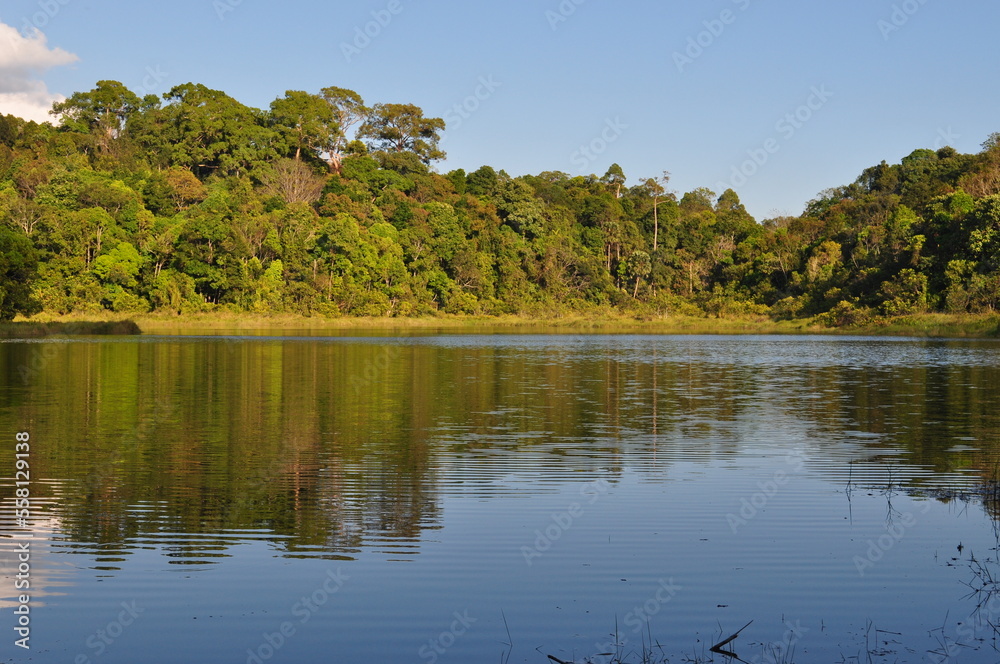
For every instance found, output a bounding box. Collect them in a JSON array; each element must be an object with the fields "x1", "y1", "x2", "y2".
[
  {"x1": 4, "y1": 311, "x2": 998, "y2": 339},
  {"x1": 2, "y1": 84, "x2": 1000, "y2": 328}
]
